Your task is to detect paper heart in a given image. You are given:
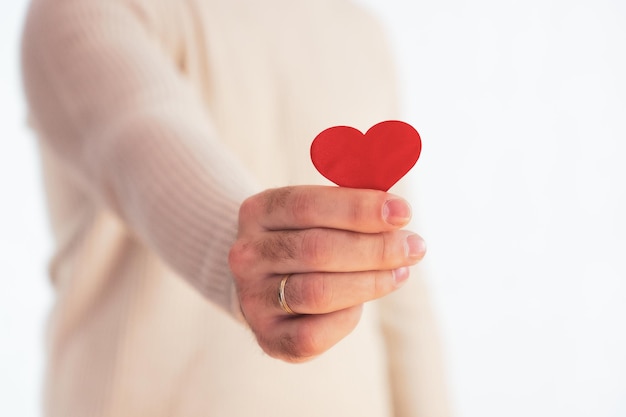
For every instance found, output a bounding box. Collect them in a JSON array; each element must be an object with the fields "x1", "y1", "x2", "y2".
[{"x1": 310, "y1": 120, "x2": 422, "y2": 191}]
